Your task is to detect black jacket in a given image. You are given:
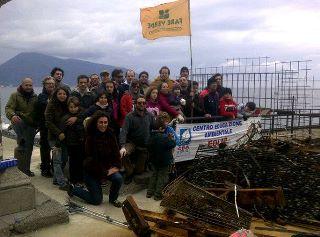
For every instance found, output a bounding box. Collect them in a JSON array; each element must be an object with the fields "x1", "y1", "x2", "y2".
[
  {"x1": 60, "y1": 111, "x2": 85, "y2": 146},
  {"x1": 35, "y1": 88, "x2": 51, "y2": 130}
]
